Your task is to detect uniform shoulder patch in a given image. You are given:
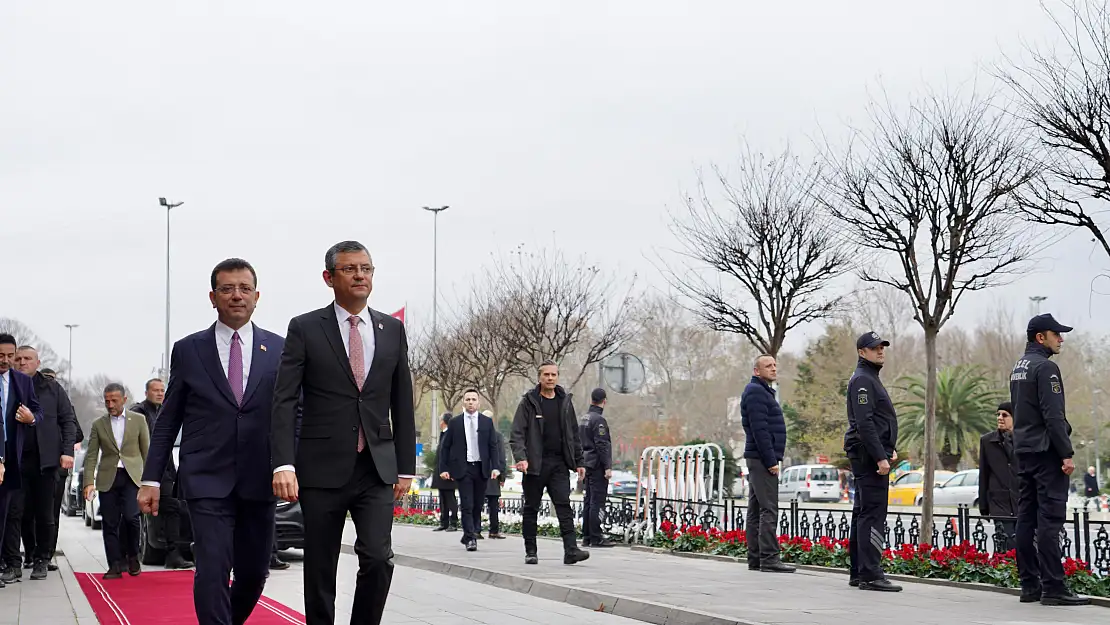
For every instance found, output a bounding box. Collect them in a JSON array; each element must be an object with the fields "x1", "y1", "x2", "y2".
[
  {"x1": 1051, "y1": 380, "x2": 1062, "y2": 394},
  {"x1": 857, "y1": 387, "x2": 868, "y2": 405},
  {"x1": 597, "y1": 423, "x2": 608, "y2": 436}
]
